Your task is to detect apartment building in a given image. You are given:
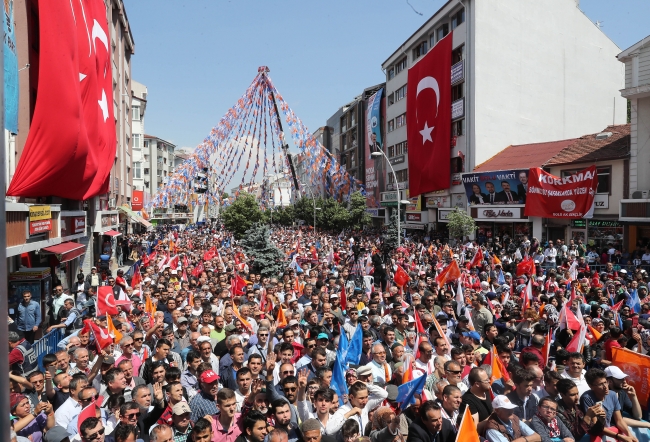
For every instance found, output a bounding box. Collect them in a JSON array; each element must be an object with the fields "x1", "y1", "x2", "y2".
[
  {"x1": 381, "y1": 0, "x2": 626, "y2": 228},
  {"x1": 131, "y1": 80, "x2": 148, "y2": 194}
]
